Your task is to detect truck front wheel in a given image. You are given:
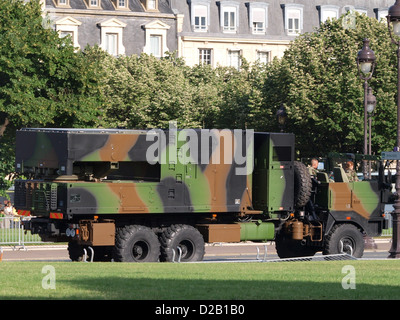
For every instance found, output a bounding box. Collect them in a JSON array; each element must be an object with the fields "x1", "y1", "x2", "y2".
[
  {"x1": 323, "y1": 224, "x2": 364, "y2": 258},
  {"x1": 113, "y1": 225, "x2": 160, "y2": 262},
  {"x1": 159, "y1": 224, "x2": 205, "y2": 262}
]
